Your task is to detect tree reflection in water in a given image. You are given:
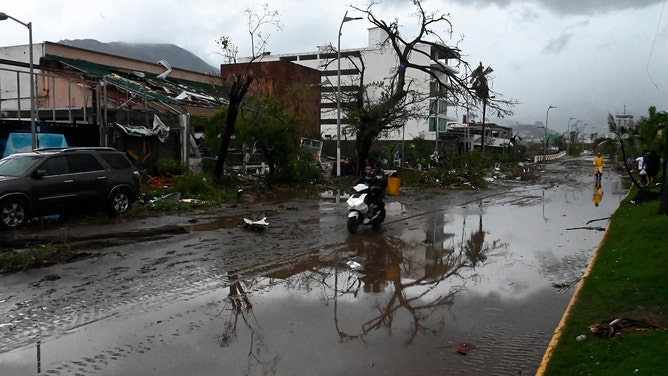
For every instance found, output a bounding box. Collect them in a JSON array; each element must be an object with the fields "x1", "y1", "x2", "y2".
[
  {"x1": 335, "y1": 211, "x2": 506, "y2": 344},
  {"x1": 214, "y1": 210, "x2": 507, "y2": 362},
  {"x1": 218, "y1": 271, "x2": 278, "y2": 373},
  {"x1": 464, "y1": 215, "x2": 496, "y2": 267}
]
